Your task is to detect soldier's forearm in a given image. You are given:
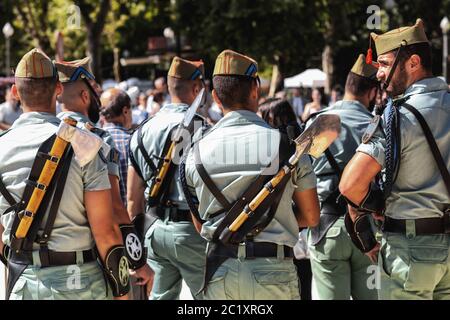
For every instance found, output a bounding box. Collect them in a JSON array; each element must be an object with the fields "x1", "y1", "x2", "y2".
[
  {"x1": 108, "y1": 175, "x2": 131, "y2": 224},
  {"x1": 127, "y1": 167, "x2": 146, "y2": 218},
  {"x1": 339, "y1": 152, "x2": 381, "y2": 205},
  {"x1": 293, "y1": 188, "x2": 320, "y2": 228},
  {"x1": 85, "y1": 190, "x2": 123, "y2": 261}
]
